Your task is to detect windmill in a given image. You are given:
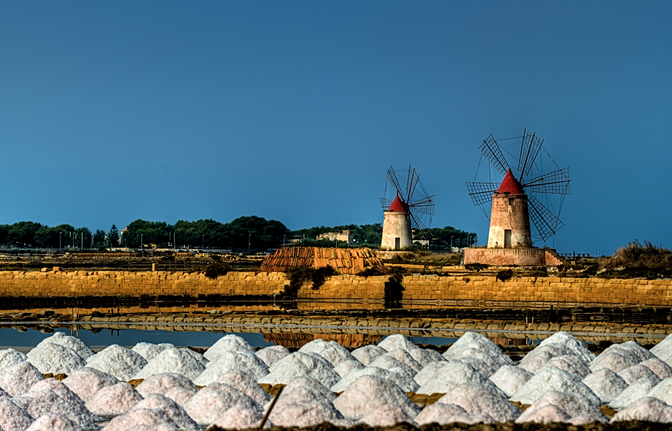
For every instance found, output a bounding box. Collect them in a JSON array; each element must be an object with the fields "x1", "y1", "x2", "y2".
[
  {"x1": 465, "y1": 129, "x2": 570, "y2": 250},
  {"x1": 379, "y1": 165, "x2": 435, "y2": 250}
]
